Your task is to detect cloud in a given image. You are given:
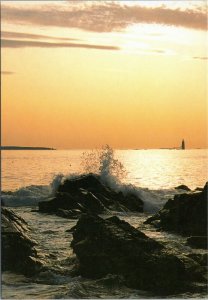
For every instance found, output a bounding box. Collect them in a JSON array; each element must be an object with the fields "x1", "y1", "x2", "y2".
[
  {"x1": 151, "y1": 49, "x2": 166, "y2": 54},
  {"x1": 193, "y1": 56, "x2": 208, "y2": 60},
  {"x1": 1, "y1": 31, "x2": 78, "y2": 41},
  {"x1": 1, "y1": 39, "x2": 119, "y2": 51},
  {"x1": 1, "y1": 71, "x2": 15, "y2": 75},
  {"x1": 1, "y1": 3, "x2": 207, "y2": 32}
]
